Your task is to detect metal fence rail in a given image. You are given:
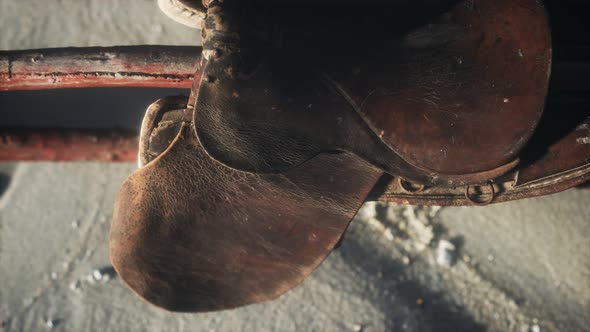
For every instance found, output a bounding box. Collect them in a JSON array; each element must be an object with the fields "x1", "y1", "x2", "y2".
[{"x1": 0, "y1": 46, "x2": 201, "y2": 90}]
